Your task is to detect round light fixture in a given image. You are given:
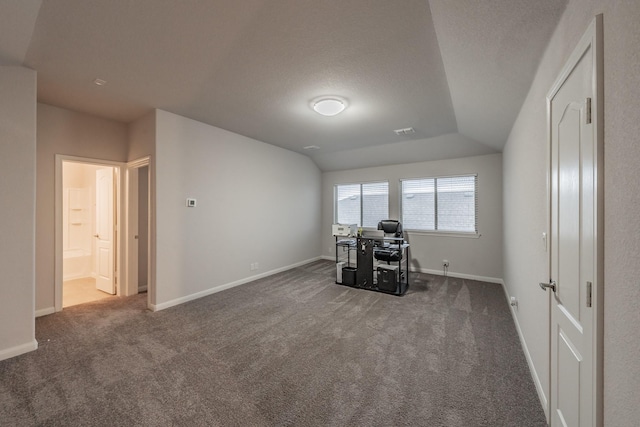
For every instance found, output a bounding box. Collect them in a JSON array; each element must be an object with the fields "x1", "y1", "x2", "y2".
[{"x1": 312, "y1": 97, "x2": 347, "y2": 116}]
